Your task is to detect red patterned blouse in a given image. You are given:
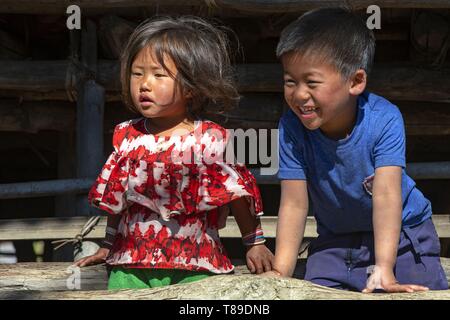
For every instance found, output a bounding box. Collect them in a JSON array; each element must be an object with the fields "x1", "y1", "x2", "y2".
[{"x1": 88, "y1": 118, "x2": 264, "y2": 274}]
